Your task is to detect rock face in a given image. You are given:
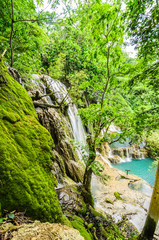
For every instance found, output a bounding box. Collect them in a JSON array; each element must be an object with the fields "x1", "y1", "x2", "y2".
[
  {"x1": 0, "y1": 58, "x2": 63, "y2": 222},
  {"x1": 11, "y1": 221, "x2": 84, "y2": 240},
  {"x1": 108, "y1": 155, "x2": 121, "y2": 164},
  {"x1": 111, "y1": 146, "x2": 148, "y2": 160},
  {"x1": 28, "y1": 75, "x2": 85, "y2": 184}
]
